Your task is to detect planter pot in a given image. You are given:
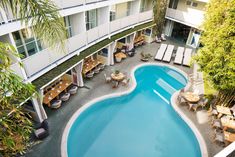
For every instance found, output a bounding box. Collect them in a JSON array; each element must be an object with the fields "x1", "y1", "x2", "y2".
[{"x1": 141, "y1": 58, "x2": 149, "y2": 62}]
